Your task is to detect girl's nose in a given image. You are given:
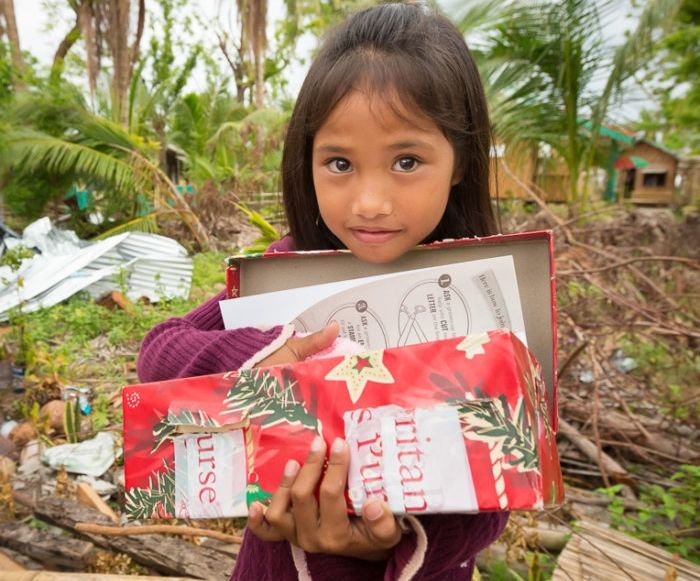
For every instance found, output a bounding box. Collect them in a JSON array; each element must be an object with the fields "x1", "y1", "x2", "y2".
[{"x1": 351, "y1": 178, "x2": 392, "y2": 218}]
